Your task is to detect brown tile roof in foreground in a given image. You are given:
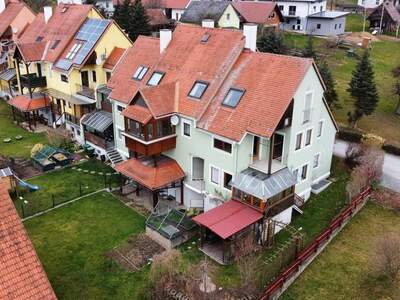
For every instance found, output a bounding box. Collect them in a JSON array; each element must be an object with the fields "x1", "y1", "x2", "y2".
[
  {"x1": 232, "y1": 1, "x2": 282, "y2": 24},
  {"x1": 103, "y1": 47, "x2": 125, "y2": 70},
  {"x1": 115, "y1": 156, "x2": 185, "y2": 190},
  {"x1": 8, "y1": 93, "x2": 51, "y2": 112},
  {"x1": 0, "y1": 180, "x2": 57, "y2": 300}
]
